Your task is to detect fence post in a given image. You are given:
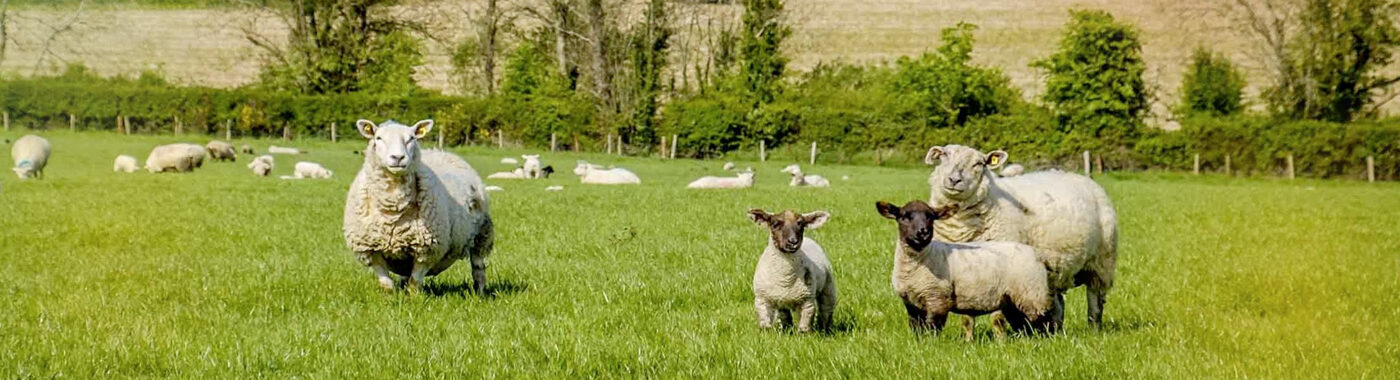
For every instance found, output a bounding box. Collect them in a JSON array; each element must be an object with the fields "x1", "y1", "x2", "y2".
[
  {"x1": 497, "y1": 130, "x2": 504, "y2": 149},
  {"x1": 225, "y1": 120, "x2": 232, "y2": 141},
  {"x1": 283, "y1": 124, "x2": 291, "y2": 140},
  {"x1": 605, "y1": 134, "x2": 612, "y2": 154},
  {"x1": 671, "y1": 134, "x2": 677, "y2": 159},
  {"x1": 1225, "y1": 154, "x2": 1231, "y2": 176},
  {"x1": 551, "y1": 133, "x2": 557, "y2": 152},
  {"x1": 330, "y1": 122, "x2": 337, "y2": 142},
  {"x1": 1083, "y1": 151, "x2": 1091, "y2": 176},
  {"x1": 116, "y1": 115, "x2": 122, "y2": 134},
  {"x1": 4, "y1": 111, "x2": 9, "y2": 132},
  {"x1": 810, "y1": 141, "x2": 817, "y2": 165},
  {"x1": 437, "y1": 126, "x2": 444, "y2": 149},
  {"x1": 174, "y1": 115, "x2": 182, "y2": 135},
  {"x1": 1194, "y1": 154, "x2": 1200, "y2": 175},
  {"x1": 760, "y1": 140, "x2": 766, "y2": 162},
  {"x1": 1368, "y1": 156, "x2": 1375, "y2": 182},
  {"x1": 1095, "y1": 155, "x2": 1104, "y2": 174},
  {"x1": 69, "y1": 113, "x2": 75, "y2": 131},
  {"x1": 617, "y1": 135, "x2": 624, "y2": 156},
  {"x1": 1286, "y1": 154, "x2": 1295, "y2": 180},
  {"x1": 124, "y1": 116, "x2": 132, "y2": 134},
  {"x1": 573, "y1": 134, "x2": 580, "y2": 152},
  {"x1": 660, "y1": 135, "x2": 667, "y2": 158}
]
